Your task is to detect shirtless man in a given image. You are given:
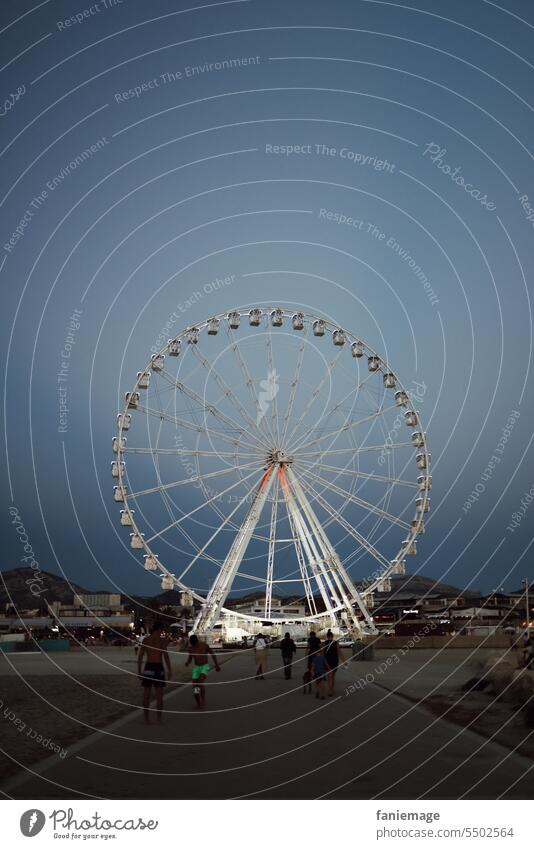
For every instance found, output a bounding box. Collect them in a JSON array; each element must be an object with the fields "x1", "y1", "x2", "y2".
[
  {"x1": 137, "y1": 622, "x2": 171, "y2": 724},
  {"x1": 185, "y1": 634, "x2": 220, "y2": 709}
]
